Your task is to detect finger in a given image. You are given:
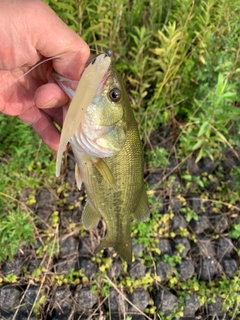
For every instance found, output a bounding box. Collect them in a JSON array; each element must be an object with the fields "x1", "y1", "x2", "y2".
[
  {"x1": 32, "y1": 115, "x2": 61, "y2": 151},
  {"x1": 18, "y1": 105, "x2": 61, "y2": 151},
  {"x1": 34, "y1": 83, "x2": 69, "y2": 109},
  {"x1": 43, "y1": 107, "x2": 64, "y2": 128}
]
